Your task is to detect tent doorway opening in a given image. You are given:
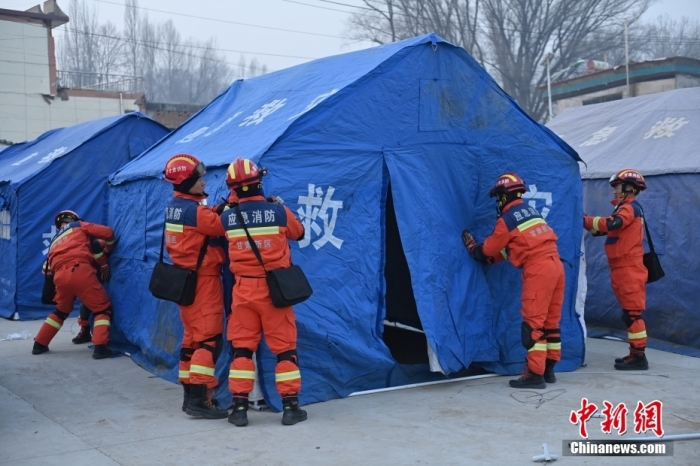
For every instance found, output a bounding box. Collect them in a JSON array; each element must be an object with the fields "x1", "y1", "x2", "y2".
[{"x1": 383, "y1": 186, "x2": 430, "y2": 365}]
